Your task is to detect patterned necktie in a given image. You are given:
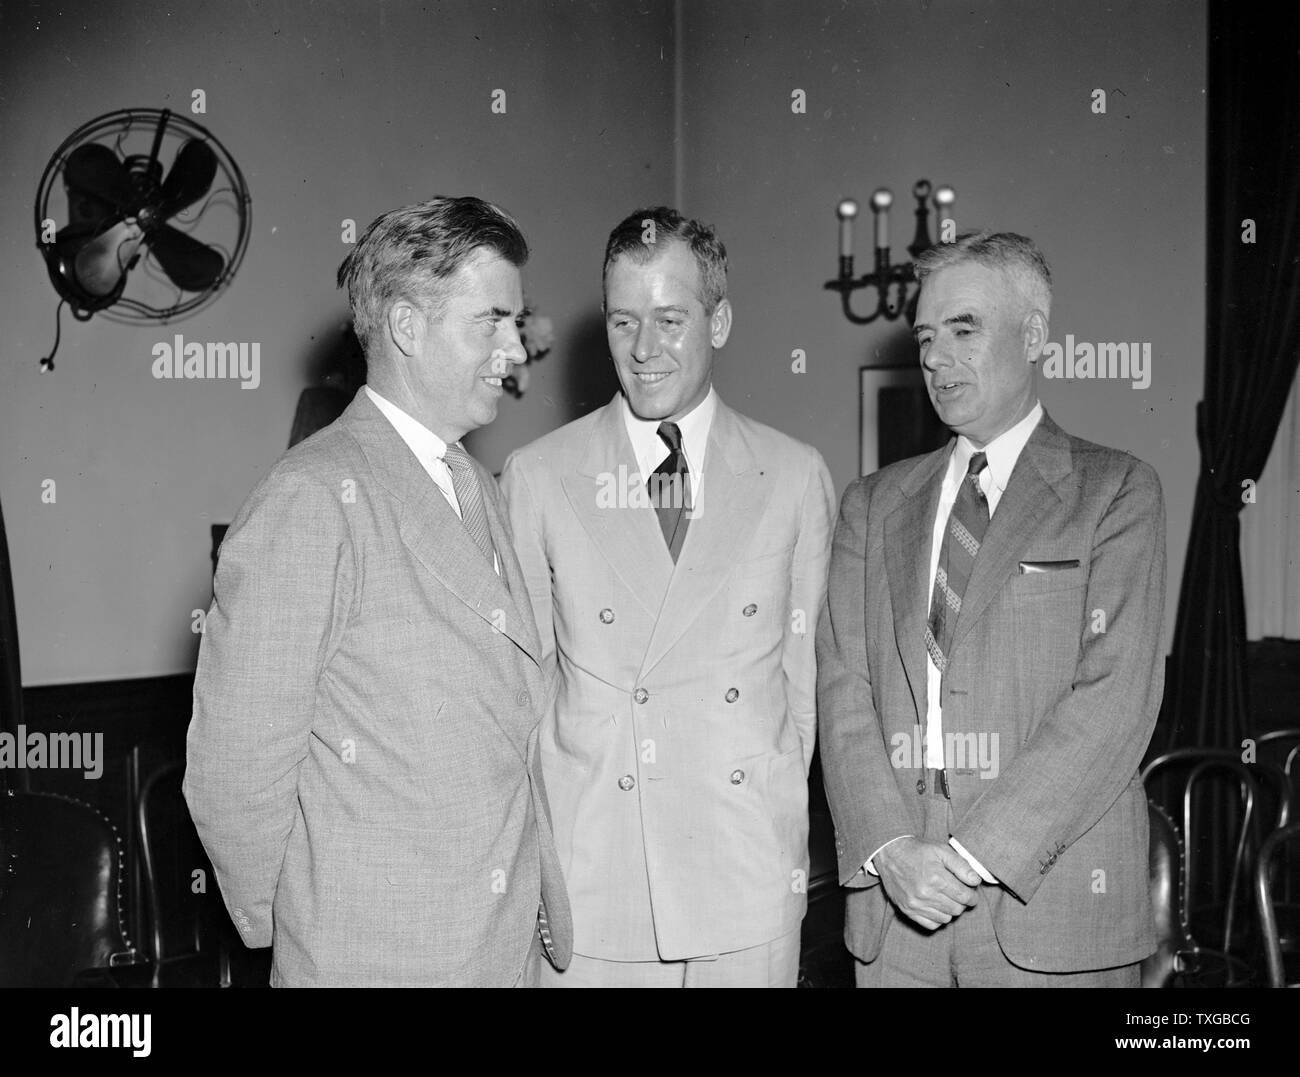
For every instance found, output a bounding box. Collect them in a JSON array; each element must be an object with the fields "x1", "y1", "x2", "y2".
[
  {"x1": 924, "y1": 452, "x2": 989, "y2": 677},
  {"x1": 441, "y1": 442, "x2": 497, "y2": 569},
  {"x1": 647, "y1": 421, "x2": 691, "y2": 562}
]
